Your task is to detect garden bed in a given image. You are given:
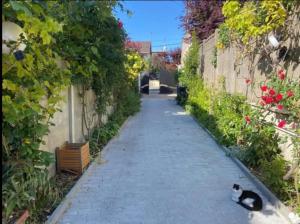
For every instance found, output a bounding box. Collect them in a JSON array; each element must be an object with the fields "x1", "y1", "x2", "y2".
[{"x1": 190, "y1": 114, "x2": 299, "y2": 222}]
